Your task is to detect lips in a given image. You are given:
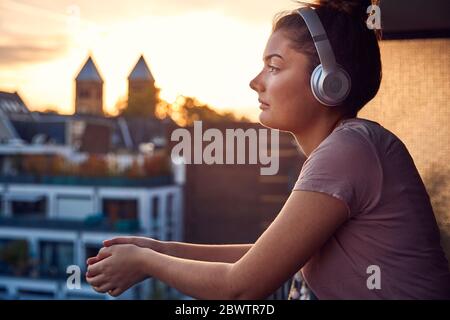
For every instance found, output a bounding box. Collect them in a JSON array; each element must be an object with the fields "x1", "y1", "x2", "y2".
[{"x1": 258, "y1": 99, "x2": 270, "y2": 107}]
